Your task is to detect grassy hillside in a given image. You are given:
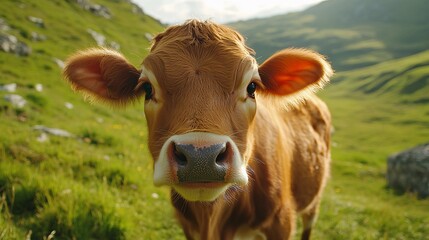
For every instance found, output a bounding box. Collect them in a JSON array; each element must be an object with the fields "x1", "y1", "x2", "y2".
[
  {"x1": 314, "y1": 50, "x2": 429, "y2": 239},
  {"x1": 230, "y1": 0, "x2": 429, "y2": 71},
  {"x1": 0, "y1": 0, "x2": 182, "y2": 239},
  {"x1": 1, "y1": 0, "x2": 428, "y2": 240}
]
